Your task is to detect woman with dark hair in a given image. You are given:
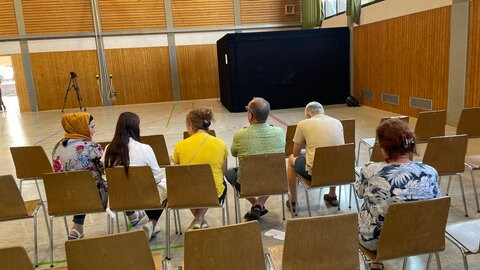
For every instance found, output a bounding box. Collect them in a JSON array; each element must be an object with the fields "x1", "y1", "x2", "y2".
[
  {"x1": 104, "y1": 112, "x2": 166, "y2": 240},
  {"x1": 172, "y1": 107, "x2": 228, "y2": 230},
  {"x1": 355, "y1": 118, "x2": 441, "y2": 269},
  {"x1": 52, "y1": 112, "x2": 105, "y2": 240}
]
